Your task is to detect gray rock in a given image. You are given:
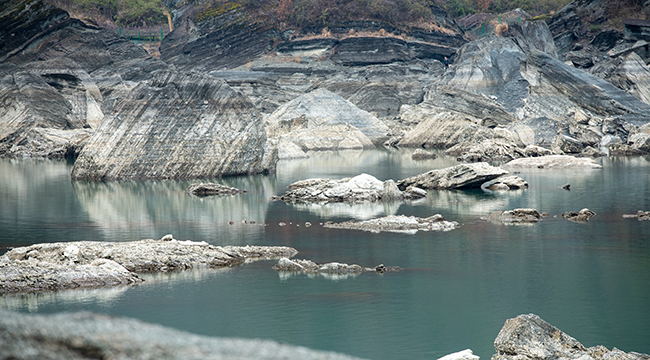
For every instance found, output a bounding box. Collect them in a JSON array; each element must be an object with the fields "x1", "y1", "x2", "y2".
[
  {"x1": 396, "y1": 163, "x2": 508, "y2": 190},
  {"x1": 323, "y1": 214, "x2": 459, "y2": 233},
  {"x1": 187, "y1": 183, "x2": 247, "y2": 196},
  {"x1": 445, "y1": 139, "x2": 526, "y2": 163},
  {"x1": 272, "y1": 257, "x2": 400, "y2": 273},
  {"x1": 484, "y1": 176, "x2": 529, "y2": 190},
  {"x1": 279, "y1": 123, "x2": 375, "y2": 151},
  {"x1": 1, "y1": 238, "x2": 297, "y2": 293},
  {"x1": 503, "y1": 155, "x2": 603, "y2": 169},
  {"x1": 623, "y1": 210, "x2": 650, "y2": 220},
  {"x1": 276, "y1": 138, "x2": 310, "y2": 159},
  {"x1": 71, "y1": 71, "x2": 276, "y2": 181},
  {"x1": 0, "y1": 309, "x2": 366, "y2": 360},
  {"x1": 488, "y1": 209, "x2": 542, "y2": 224},
  {"x1": 331, "y1": 37, "x2": 411, "y2": 66},
  {"x1": 590, "y1": 52, "x2": 650, "y2": 106},
  {"x1": 411, "y1": 149, "x2": 438, "y2": 160},
  {"x1": 272, "y1": 173, "x2": 426, "y2": 203},
  {"x1": 552, "y1": 134, "x2": 585, "y2": 154},
  {"x1": 562, "y1": 208, "x2": 596, "y2": 223}
]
